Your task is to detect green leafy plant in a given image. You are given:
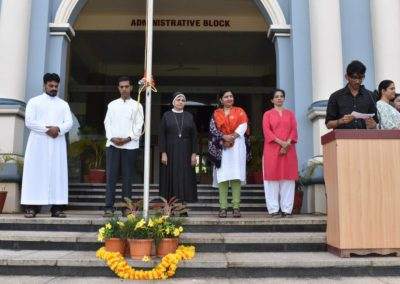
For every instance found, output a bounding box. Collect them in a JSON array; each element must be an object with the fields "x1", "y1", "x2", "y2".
[
  {"x1": 248, "y1": 133, "x2": 263, "y2": 172},
  {"x1": 69, "y1": 138, "x2": 106, "y2": 169},
  {"x1": 123, "y1": 215, "x2": 155, "y2": 239},
  {"x1": 151, "y1": 196, "x2": 188, "y2": 217},
  {"x1": 123, "y1": 198, "x2": 143, "y2": 218},
  {"x1": 97, "y1": 217, "x2": 125, "y2": 241},
  {"x1": 0, "y1": 153, "x2": 24, "y2": 175},
  {"x1": 153, "y1": 216, "x2": 183, "y2": 244}
]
